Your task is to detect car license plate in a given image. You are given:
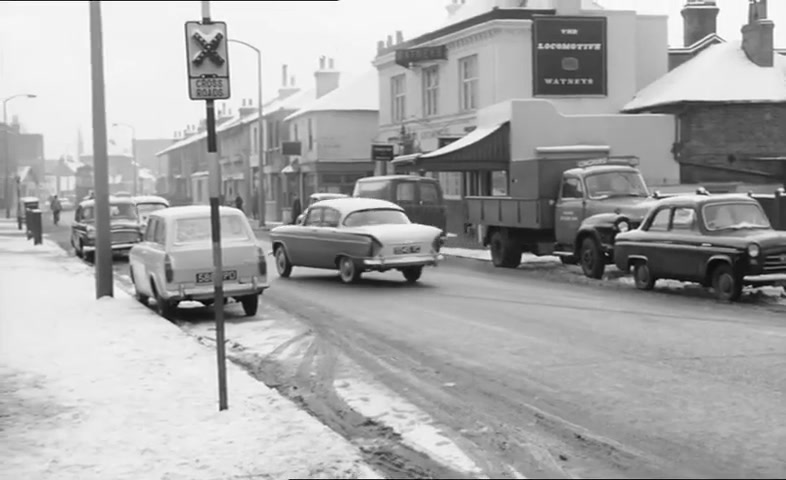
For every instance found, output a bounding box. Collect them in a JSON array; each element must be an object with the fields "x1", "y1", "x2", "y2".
[
  {"x1": 394, "y1": 245, "x2": 420, "y2": 255},
  {"x1": 195, "y1": 270, "x2": 237, "y2": 283}
]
